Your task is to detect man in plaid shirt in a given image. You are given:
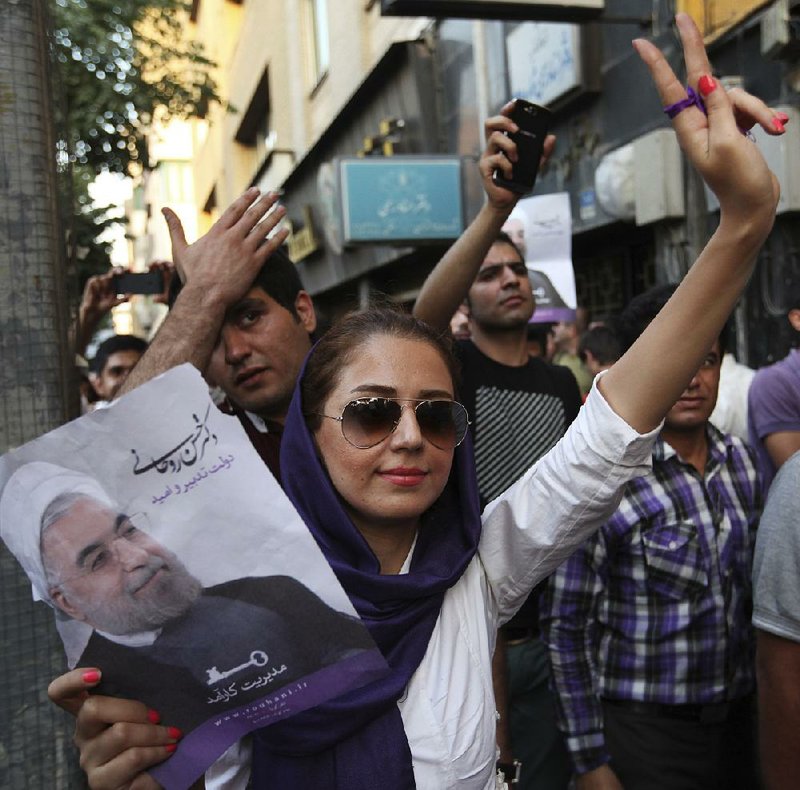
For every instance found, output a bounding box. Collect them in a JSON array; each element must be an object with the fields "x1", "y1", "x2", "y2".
[{"x1": 541, "y1": 285, "x2": 763, "y2": 790}]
